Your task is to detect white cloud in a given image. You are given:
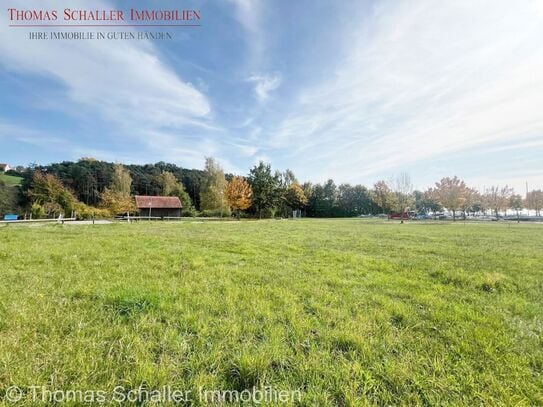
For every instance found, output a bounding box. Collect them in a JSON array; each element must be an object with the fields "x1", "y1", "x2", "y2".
[
  {"x1": 228, "y1": 0, "x2": 264, "y2": 61},
  {"x1": 228, "y1": 0, "x2": 260, "y2": 32},
  {"x1": 235, "y1": 144, "x2": 259, "y2": 157},
  {"x1": 0, "y1": 0, "x2": 216, "y2": 167},
  {"x1": 0, "y1": 120, "x2": 137, "y2": 164},
  {"x1": 4, "y1": 0, "x2": 543, "y2": 190},
  {"x1": 270, "y1": 0, "x2": 543, "y2": 186},
  {"x1": 0, "y1": 122, "x2": 63, "y2": 147},
  {"x1": 247, "y1": 73, "x2": 281, "y2": 103},
  {"x1": 485, "y1": 137, "x2": 543, "y2": 153}
]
